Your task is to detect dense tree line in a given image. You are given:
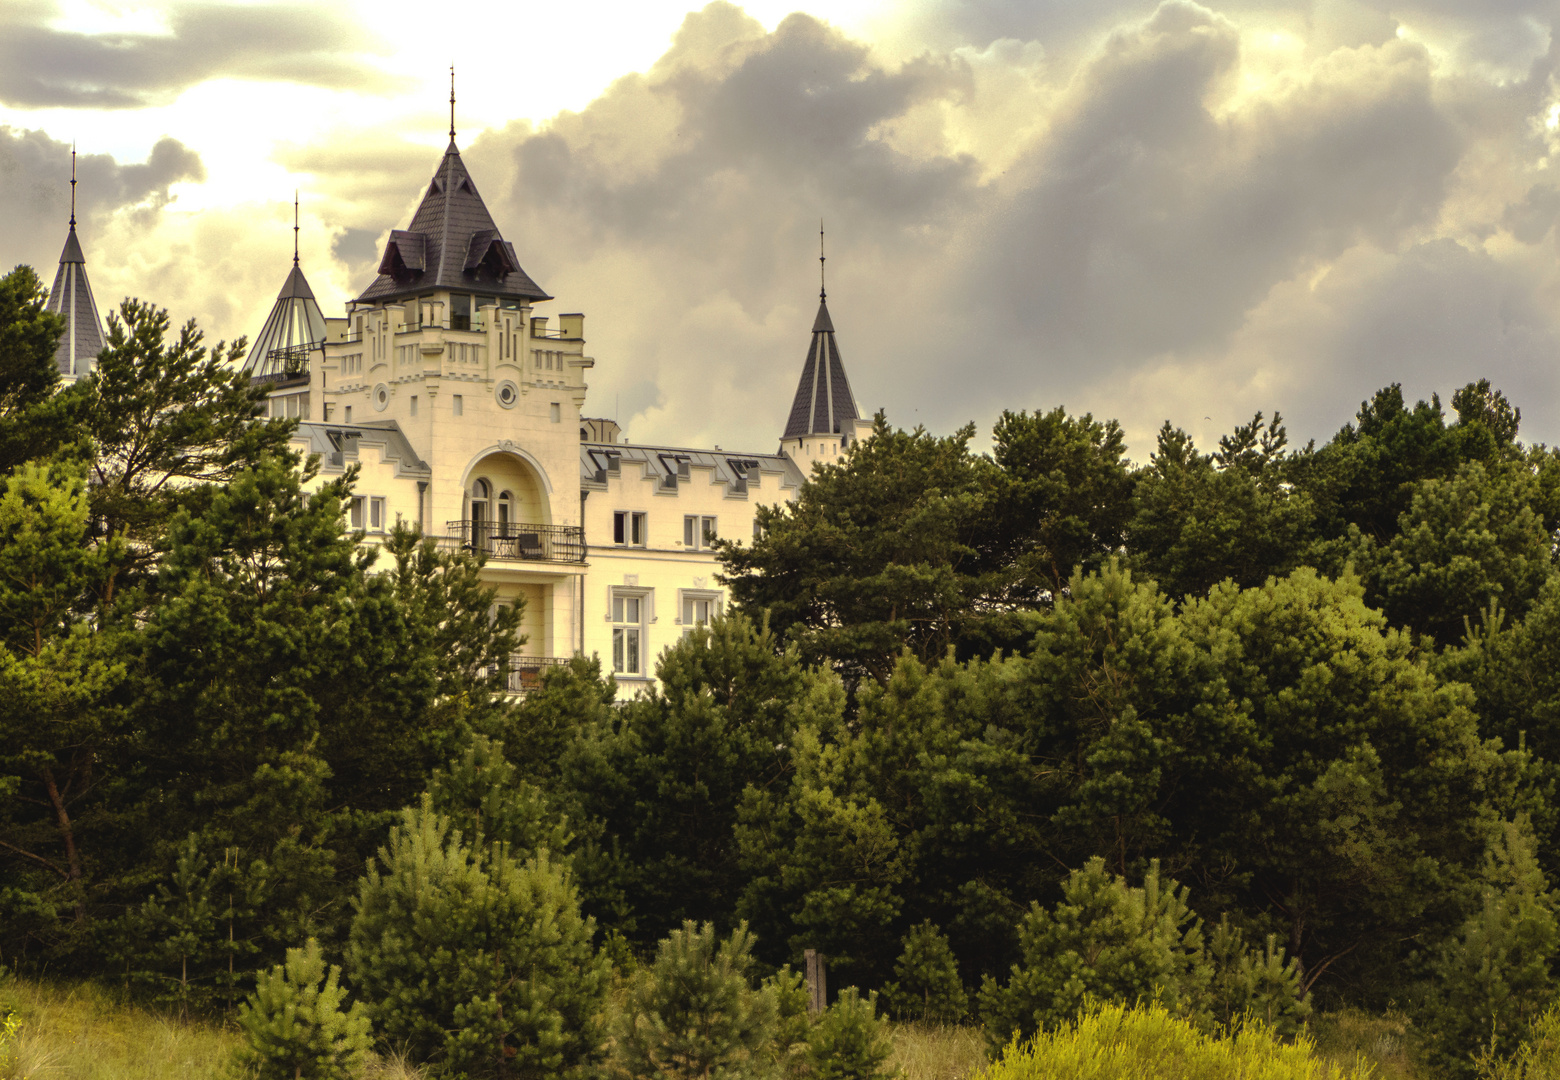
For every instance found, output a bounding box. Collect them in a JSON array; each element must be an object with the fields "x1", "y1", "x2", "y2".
[{"x1": 4, "y1": 261, "x2": 1560, "y2": 1077}]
